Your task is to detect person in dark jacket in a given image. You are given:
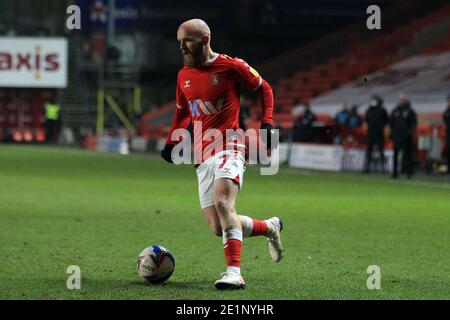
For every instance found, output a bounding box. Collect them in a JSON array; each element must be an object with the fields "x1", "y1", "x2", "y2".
[
  {"x1": 390, "y1": 94, "x2": 417, "y2": 179},
  {"x1": 293, "y1": 103, "x2": 316, "y2": 142},
  {"x1": 444, "y1": 95, "x2": 450, "y2": 174},
  {"x1": 364, "y1": 95, "x2": 388, "y2": 173}
]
